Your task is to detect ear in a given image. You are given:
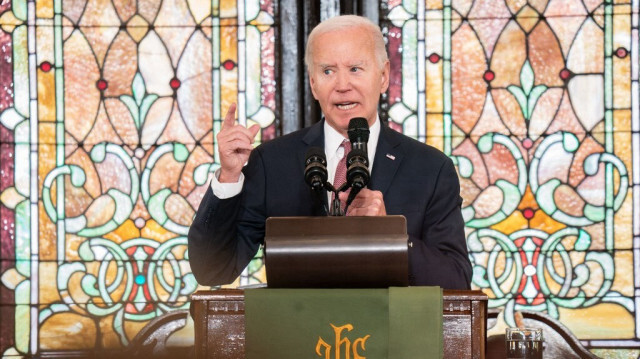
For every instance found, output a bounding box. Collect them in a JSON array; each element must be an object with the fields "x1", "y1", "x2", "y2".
[{"x1": 380, "y1": 60, "x2": 390, "y2": 94}]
